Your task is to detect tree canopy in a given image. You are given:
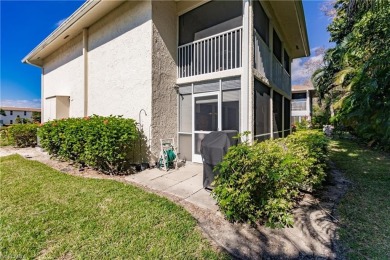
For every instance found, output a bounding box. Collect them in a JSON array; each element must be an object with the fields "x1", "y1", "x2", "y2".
[{"x1": 312, "y1": 0, "x2": 390, "y2": 146}]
